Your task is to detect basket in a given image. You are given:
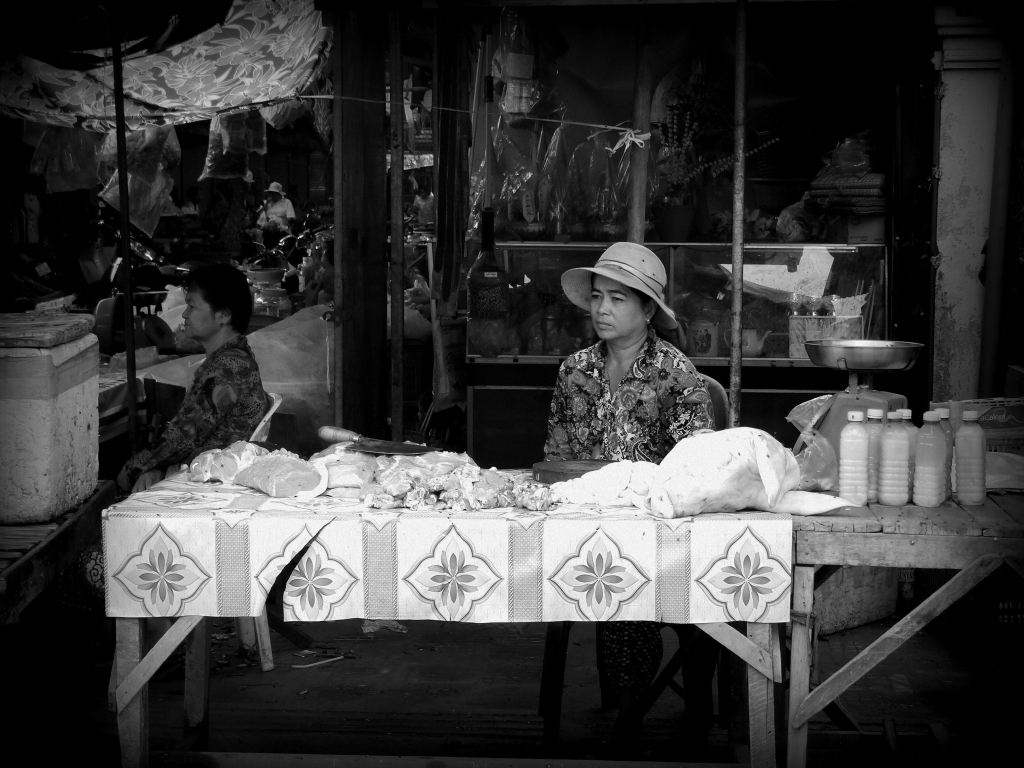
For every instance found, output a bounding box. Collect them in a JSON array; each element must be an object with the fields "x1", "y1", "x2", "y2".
[{"x1": 930, "y1": 397, "x2": 1024, "y2": 455}]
